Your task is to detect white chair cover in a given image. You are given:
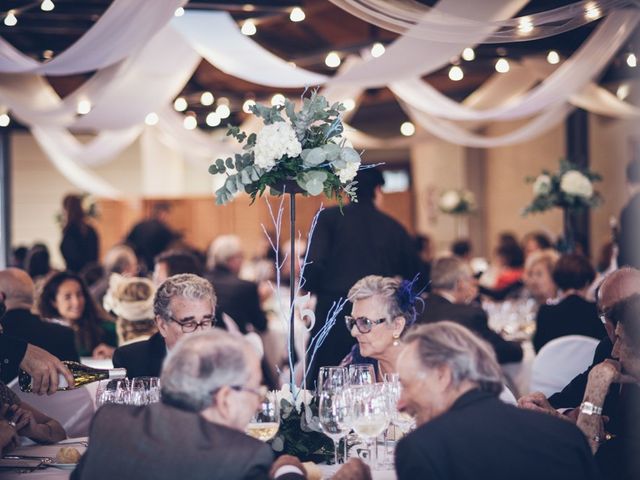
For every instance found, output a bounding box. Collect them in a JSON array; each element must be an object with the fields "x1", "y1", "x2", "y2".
[
  {"x1": 529, "y1": 335, "x2": 600, "y2": 397},
  {"x1": 499, "y1": 385, "x2": 518, "y2": 405}
]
